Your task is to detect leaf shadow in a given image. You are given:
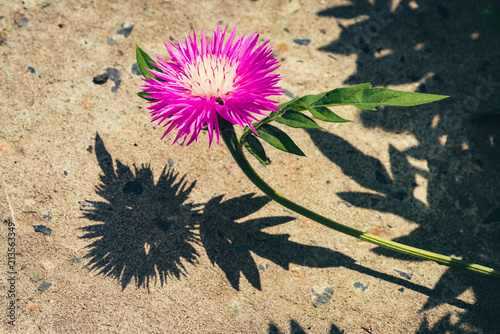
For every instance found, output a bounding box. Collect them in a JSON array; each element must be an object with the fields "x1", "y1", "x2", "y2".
[{"x1": 312, "y1": 0, "x2": 500, "y2": 331}]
